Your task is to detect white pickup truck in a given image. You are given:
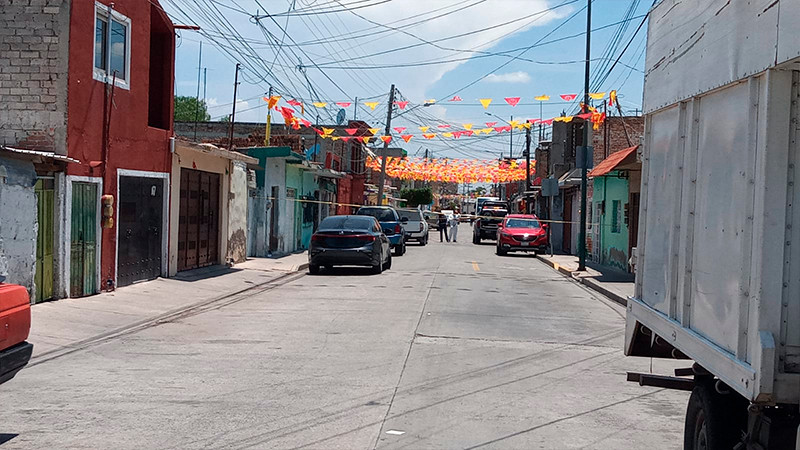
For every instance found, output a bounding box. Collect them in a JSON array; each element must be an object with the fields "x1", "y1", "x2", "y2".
[{"x1": 625, "y1": 1, "x2": 800, "y2": 448}]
